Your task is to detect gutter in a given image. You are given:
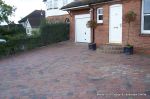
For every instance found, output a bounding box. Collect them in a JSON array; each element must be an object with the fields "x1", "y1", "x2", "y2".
[
  {"x1": 90, "y1": 0, "x2": 121, "y2": 6},
  {"x1": 61, "y1": 5, "x2": 89, "y2": 11},
  {"x1": 61, "y1": 0, "x2": 116, "y2": 11}
]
